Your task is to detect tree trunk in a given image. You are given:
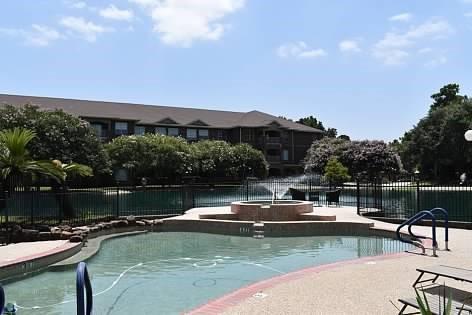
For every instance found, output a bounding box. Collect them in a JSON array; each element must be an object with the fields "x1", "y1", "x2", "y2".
[{"x1": 52, "y1": 183, "x2": 76, "y2": 219}]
